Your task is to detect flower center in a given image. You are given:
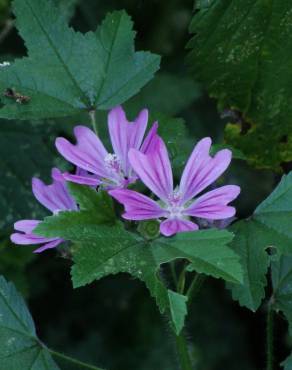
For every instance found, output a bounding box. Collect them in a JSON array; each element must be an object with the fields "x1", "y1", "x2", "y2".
[
  {"x1": 167, "y1": 204, "x2": 184, "y2": 218},
  {"x1": 103, "y1": 153, "x2": 136, "y2": 188},
  {"x1": 104, "y1": 153, "x2": 122, "y2": 175},
  {"x1": 166, "y1": 188, "x2": 184, "y2": 218}
]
